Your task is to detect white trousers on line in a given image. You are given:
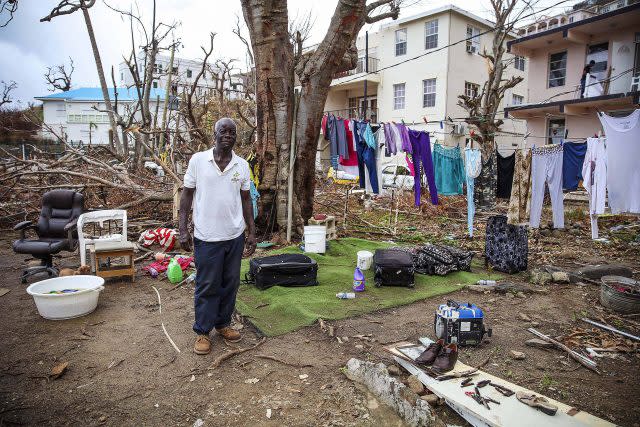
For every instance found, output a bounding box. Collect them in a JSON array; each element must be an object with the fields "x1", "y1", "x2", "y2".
[{"x1": 529, "y1": 147, "x2": 564, "y2": 229}]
